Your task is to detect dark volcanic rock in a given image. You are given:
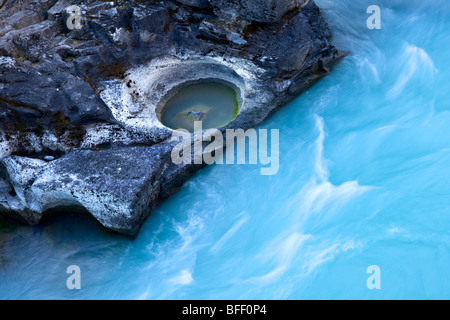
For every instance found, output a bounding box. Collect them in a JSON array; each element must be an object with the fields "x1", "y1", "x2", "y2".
[
  {"x1": 0, "y1": 0, "x2": 344, "y2": 235},
  {"x1": 209, "y1": 0, "x2": 310, "y2": 23},
  {"x1": 0, "y1": 62, "x2": 115, "y2": 124}
]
